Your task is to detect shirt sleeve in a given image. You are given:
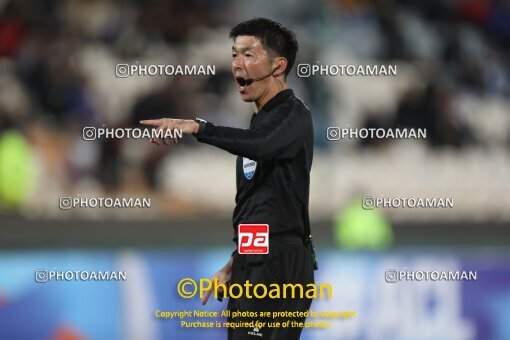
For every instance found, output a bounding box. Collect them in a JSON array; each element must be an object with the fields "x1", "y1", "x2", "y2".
[{"x1": 194, "y1": 104, "x2": 308, "y2": 161}]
